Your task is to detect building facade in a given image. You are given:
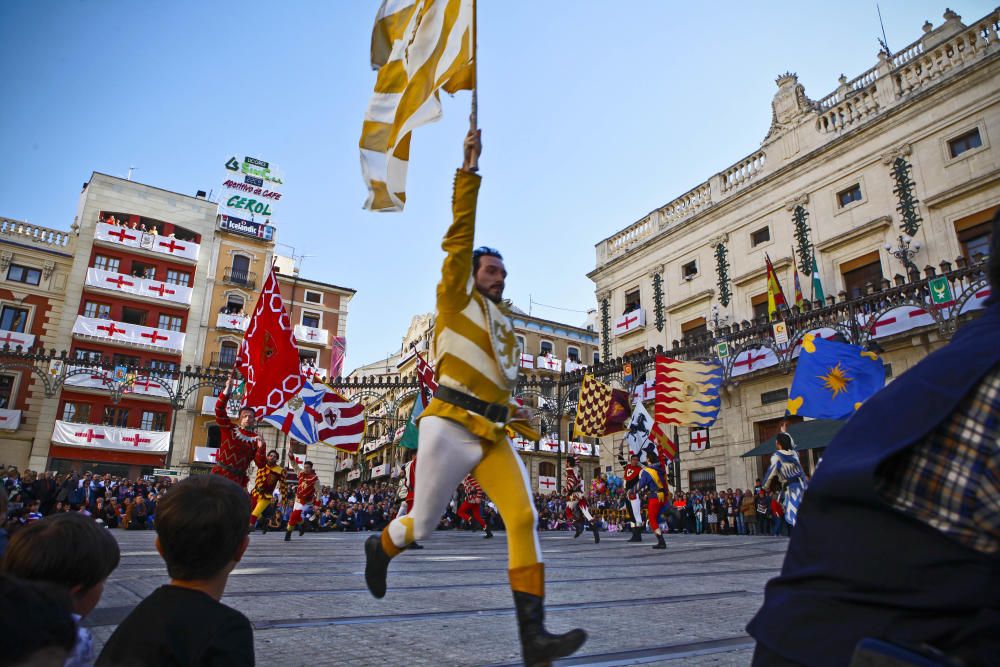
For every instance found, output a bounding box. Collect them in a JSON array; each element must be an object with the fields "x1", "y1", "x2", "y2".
[
  {"x1": 0, "y1": 219, "x2": 76, "y2": 469},
  {"x1": 27, "y1": 173, "x2": 218, "y2": 478},
  {"x1": 588, "y1": 9, "x2": 999, "y2": 491}
]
